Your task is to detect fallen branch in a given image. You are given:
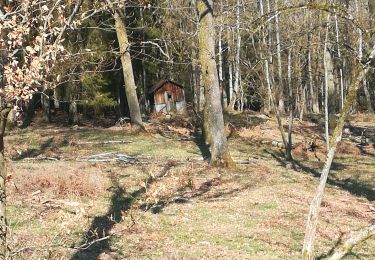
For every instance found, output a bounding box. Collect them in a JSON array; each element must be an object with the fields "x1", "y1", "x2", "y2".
[
  {"x1": 9, "y1": 247, "x2": 35, "y2": 257},
  {"x1": 73, "y1": 235, "x2": 111, "y2": 250},
  {"x1": 77, "y1": 152, "x2": 141, "y2": 163},
  {"x1": 74, "y1": 140, "x2": 133, "y2": 145},
  {"x1": 234, "y1": 159, "x2": 252, "y2": 165},
  {"x1": 22, "y1": 156, "x2": 60, "y2": 161},
  {"x1": 328, "y1": 224, "x2": 375, "y2": 260}
]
